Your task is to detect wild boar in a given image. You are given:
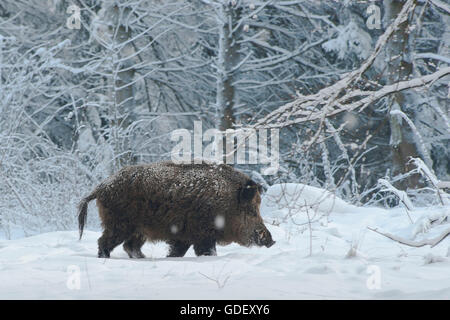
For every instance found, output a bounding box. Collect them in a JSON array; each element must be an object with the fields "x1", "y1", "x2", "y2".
[{"x1": 78, "y1": 161, "x2": 275, "y2": 258}]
